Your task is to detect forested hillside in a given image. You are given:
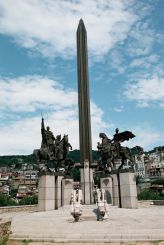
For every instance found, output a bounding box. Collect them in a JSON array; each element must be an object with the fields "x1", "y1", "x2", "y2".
[{"x1": 0, "y1": 150, "x2": 99, "y2": 167}]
